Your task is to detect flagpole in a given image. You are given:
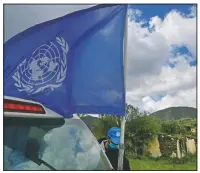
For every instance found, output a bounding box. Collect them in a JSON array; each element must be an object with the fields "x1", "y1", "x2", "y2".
[{"x1": 117, "y1": 6, "x2": 128, "y2": 171}]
